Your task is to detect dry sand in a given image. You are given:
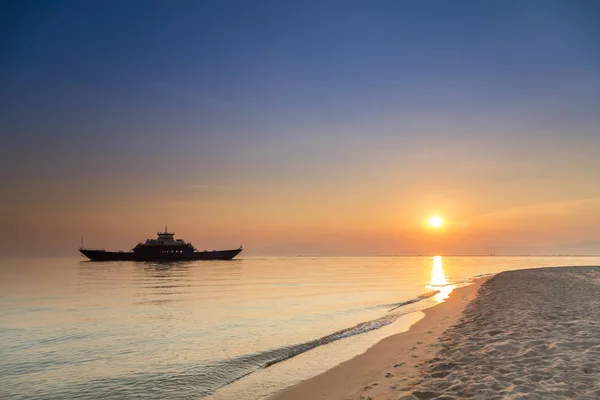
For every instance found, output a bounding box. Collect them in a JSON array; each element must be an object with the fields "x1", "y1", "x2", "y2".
[
  {"x1": 398, "y1": 266, "x2": 600, "y2": 400},
  {"x1": 271, "y1": 266, "x2": 600, "y2": 400},
  {"x1": 269, "y1": 277, "x2": 487, "y2": 400}
]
